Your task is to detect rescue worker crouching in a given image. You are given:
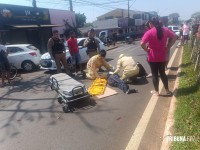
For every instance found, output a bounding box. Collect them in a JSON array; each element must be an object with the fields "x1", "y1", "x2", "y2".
[
  {"x1": 113, "y1": 54, "x2": 139, "y2": 82},
  {"x1": 86, "y1": 50, "x2": 113, "y2": 80}
]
